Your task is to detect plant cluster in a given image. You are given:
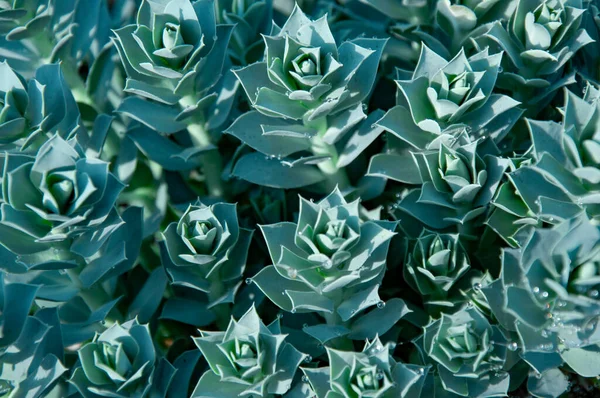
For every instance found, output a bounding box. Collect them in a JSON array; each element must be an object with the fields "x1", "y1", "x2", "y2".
[{"x1": 3, "y1": 0, "x2": 600, "y2": 397}]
